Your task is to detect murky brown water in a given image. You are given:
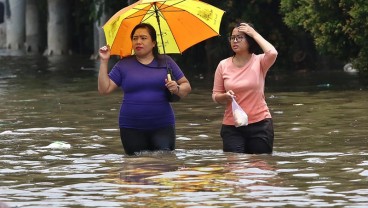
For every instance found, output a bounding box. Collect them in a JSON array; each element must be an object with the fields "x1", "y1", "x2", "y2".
[{"x1": 1, "y1": 55, "x2": 368, "y2": 207}]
